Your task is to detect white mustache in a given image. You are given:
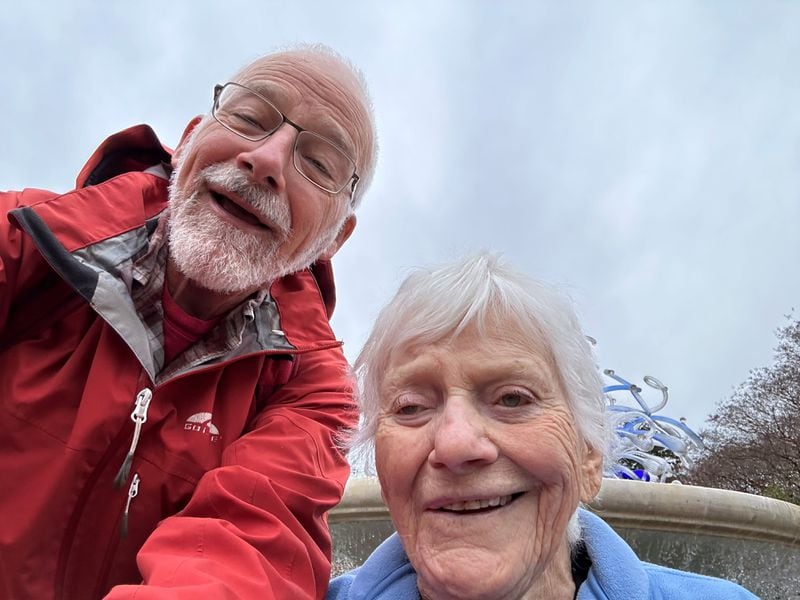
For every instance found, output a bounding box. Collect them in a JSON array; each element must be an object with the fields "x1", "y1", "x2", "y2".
[{"x1": 200, "y1": 164, "x2": 291, "y2": 238}]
